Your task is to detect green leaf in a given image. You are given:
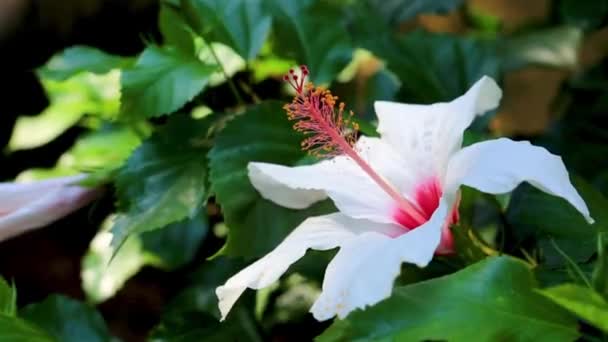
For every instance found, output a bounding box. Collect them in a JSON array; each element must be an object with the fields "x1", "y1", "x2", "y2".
[
  {"x1": 9, "y1": 72, "x2": 120, "y2": 151},
  {"x1": 559, "y1": 0, "x2": 608, "y2": 30},
  {"x1": 83, "y1": 222, "x2": 148, "y2": 303},
  {"x1": 150, "y1": 311, "x2": 246, "y2": 342},
  {"x1": 593, "y1": 231, "x2": 608, "y2": 297},
  {"x1": 502, "y1": 26, "x2": 583, "y2": 70},
  {"x1": 269, "y1": 1, "x2": 353, "y2": 84},
  {"x1": 120, "y1": 46, "x2": 216, "y2": 118},
  {"x1": 0, "y1": 315, "x2": 54, "y2": 342},
  {"x1": 182, "y1": 0, "x2": 271, "y2": 60},
  {"x1": 151, "y1": 258, "x2": 260, "y2": 341},
  {"x1": 163, "y1": 257, "x2": 247, "y2": 318},
  {"x1": 451, "y1": 224, "x2": 498, "y2": 265},
  {"x1": 539, "y1": 284, "x2": 608, "y2": 333},
  {"x1": 39, "y1": 46, "x2": 131, "y2": 81},
  {"x1": 0, "y1": 277, "x2": 16, "y2": 316},
  {"x1": 111, "y1": 115, "x2": 211, "y2": 249},
  {"x1": 159, "y1": 3, "x2": 196, "y2": 54},
  {"x1": 60, "y1": 123, "x2": 144, "y2": 172},
  {"x1": 84, "y1": 214, "x2": 207, "y2": 303},
  {"x1": 208, "y1": 101, "x2": 334, "y2": 258},
  {"x1": 20, "y1": 295, "x2": 112, "y2": 342},
  {"x1": 363, "y1": 0, "x2": 464, "y2": 26},
  {"x1": 141, "y1": 213, "x2": 208, "y2": 269},
  {"x1": 319, "y1": 256, "x2": 579, "y2": 342},
  {"x1": 507, "y1": 177, "x2": 608, "y2": 266},
  {"x1": 379, "y1": 31, "x2": 500, "y2": 105}
]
